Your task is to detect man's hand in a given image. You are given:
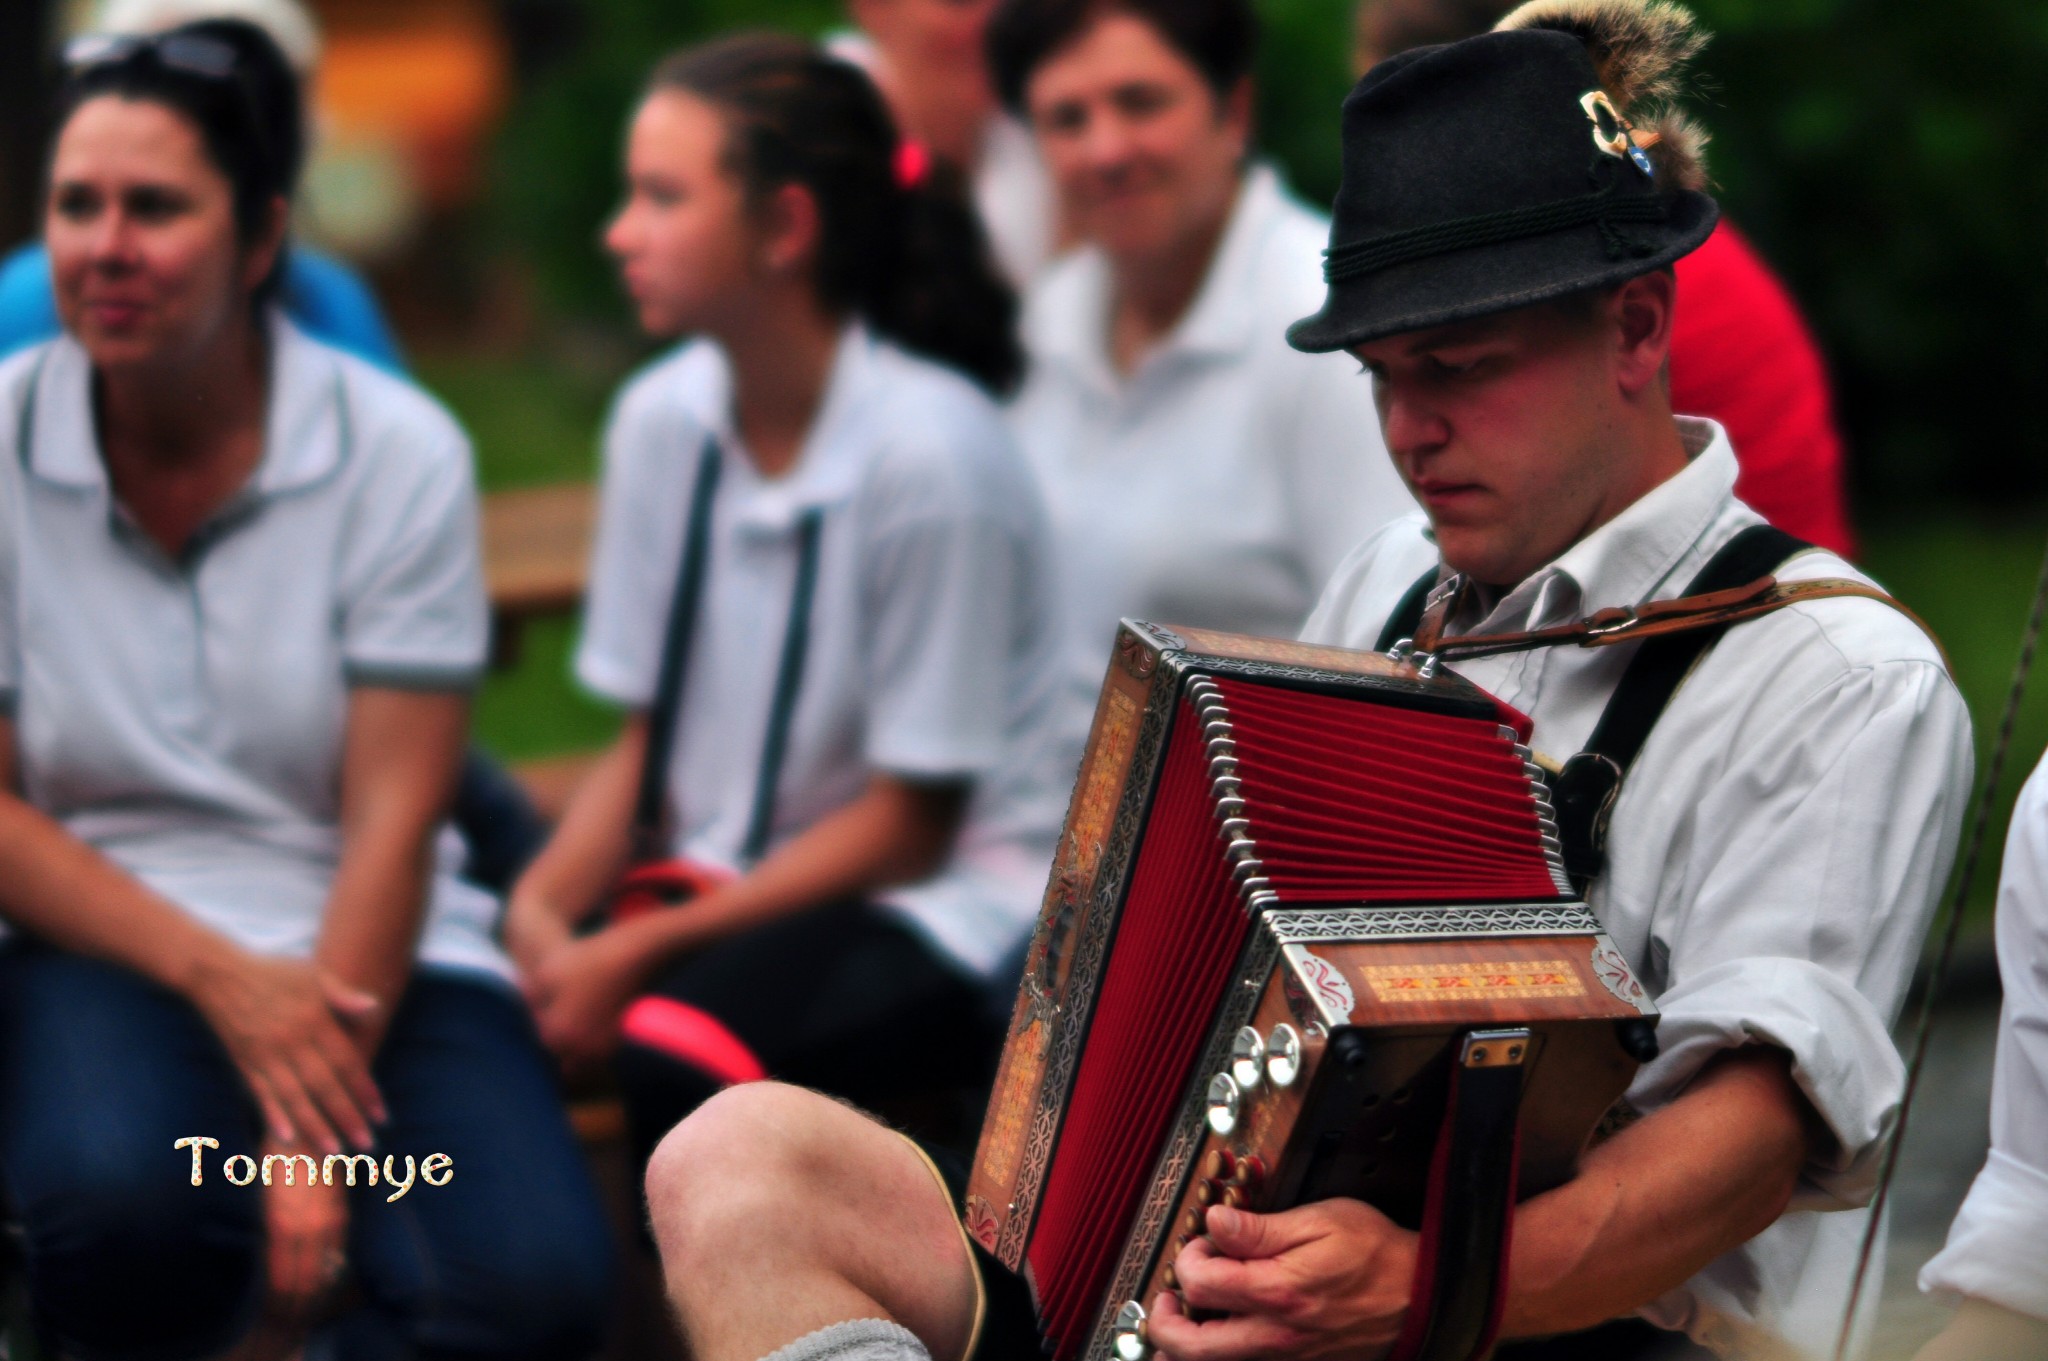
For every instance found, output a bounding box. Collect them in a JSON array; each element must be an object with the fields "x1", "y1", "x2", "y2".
[
  {"x1": 261, "y1": 1146, "x2": 351, "y2": 1323},
  {"x1": 525, "y1": 921, "x2": 656, "y2": 1071},
  {"x1": 1148, "y1": 1201, "x2": 1418, "y2": 1361}
]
